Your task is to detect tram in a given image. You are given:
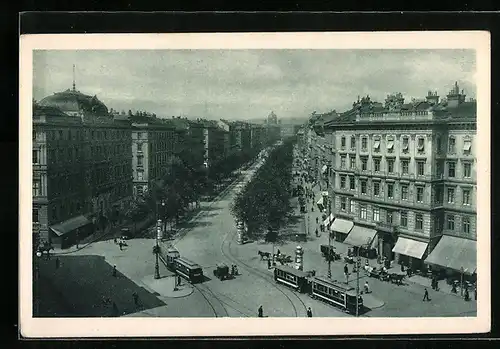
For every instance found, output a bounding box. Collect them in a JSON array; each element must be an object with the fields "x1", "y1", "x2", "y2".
[
  {"x1": 173, "y1": 257, "x2": 204, "y2": 283},
  {"x1": 274, "y1": 265, "x2": 311, "y2": 293},
  {"x1": 310, "y1": 276, "x2": 363, "y2": 314},
  {"x1": 159, "y1": 246, "x2": 180, "y2": 271}
]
